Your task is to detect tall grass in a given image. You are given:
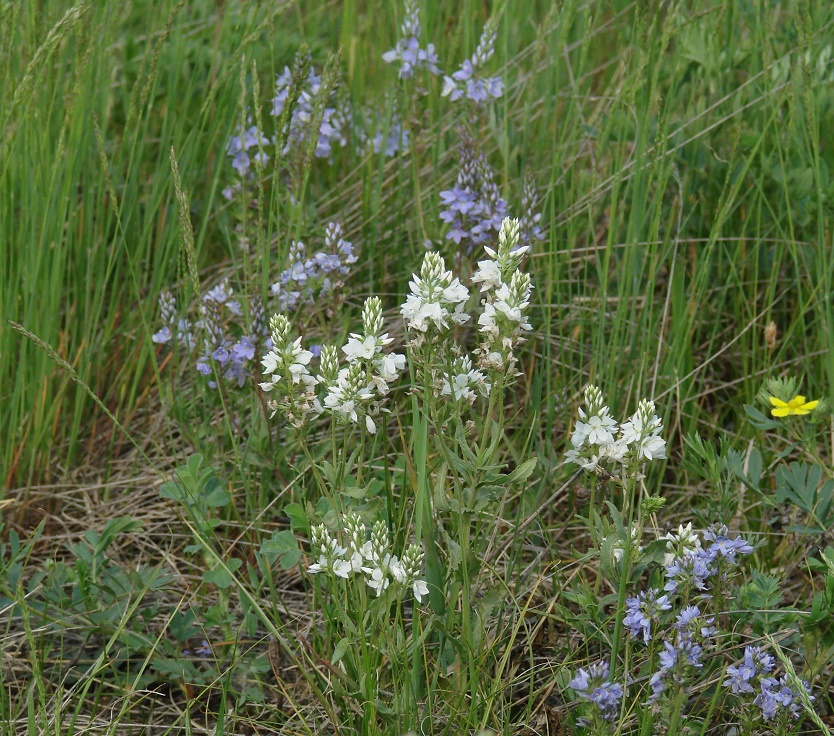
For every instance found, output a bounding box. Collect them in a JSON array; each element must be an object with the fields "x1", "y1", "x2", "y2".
[{"x1": 4, "y1": 1, "x2": 833, "y2": 489}]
